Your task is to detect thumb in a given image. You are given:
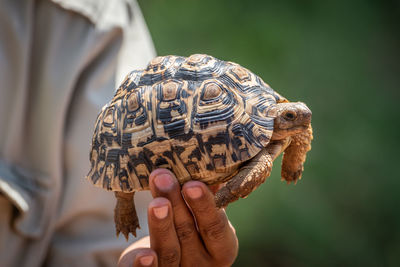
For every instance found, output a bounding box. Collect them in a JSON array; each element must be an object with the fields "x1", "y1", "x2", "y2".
[{"x1": 118, "y1": 236, "x2": 158, "y2": 267}]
